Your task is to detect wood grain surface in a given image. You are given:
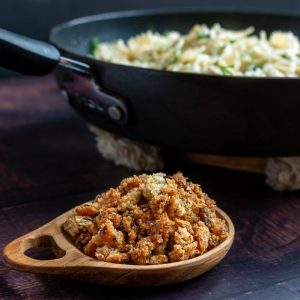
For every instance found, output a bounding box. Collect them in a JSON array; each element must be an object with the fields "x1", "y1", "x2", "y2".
[{"x1": 0, "y1": 75, "x2": 299, "y2": 299}]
